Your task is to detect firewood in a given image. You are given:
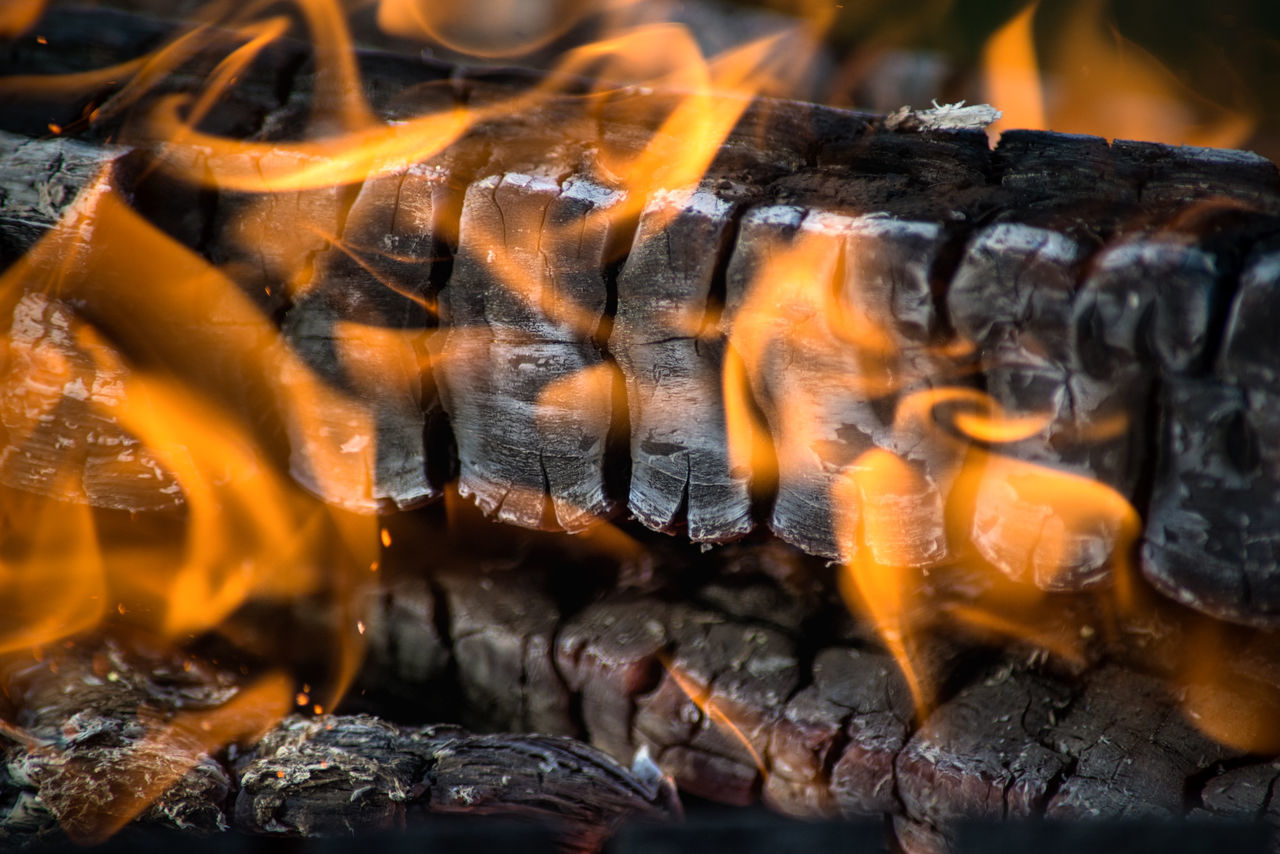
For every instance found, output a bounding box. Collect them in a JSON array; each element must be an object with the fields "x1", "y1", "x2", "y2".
[
  {"x1": 8, "y1": 7, "x2": 1280, "y2": 626},
  {"x1": 0, "y1": 636, "x2": 679, "y2": 849},
  {"x1": 352, "y1": 542, "x2": 1280, "y2": 851}
]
